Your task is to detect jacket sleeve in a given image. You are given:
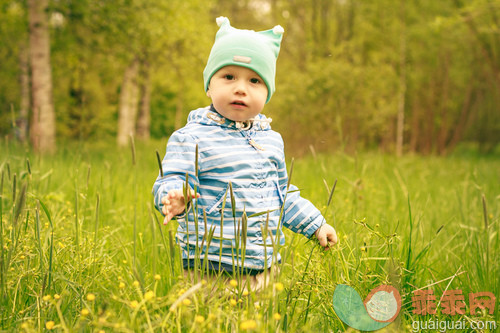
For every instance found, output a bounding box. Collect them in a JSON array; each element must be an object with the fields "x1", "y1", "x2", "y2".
[
  {"x1": 276, "y1": 143, "x2": 325, "y2": 238},
  {"x1": 152, "y1": 130, "x2": 199, "y2": 215}
]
